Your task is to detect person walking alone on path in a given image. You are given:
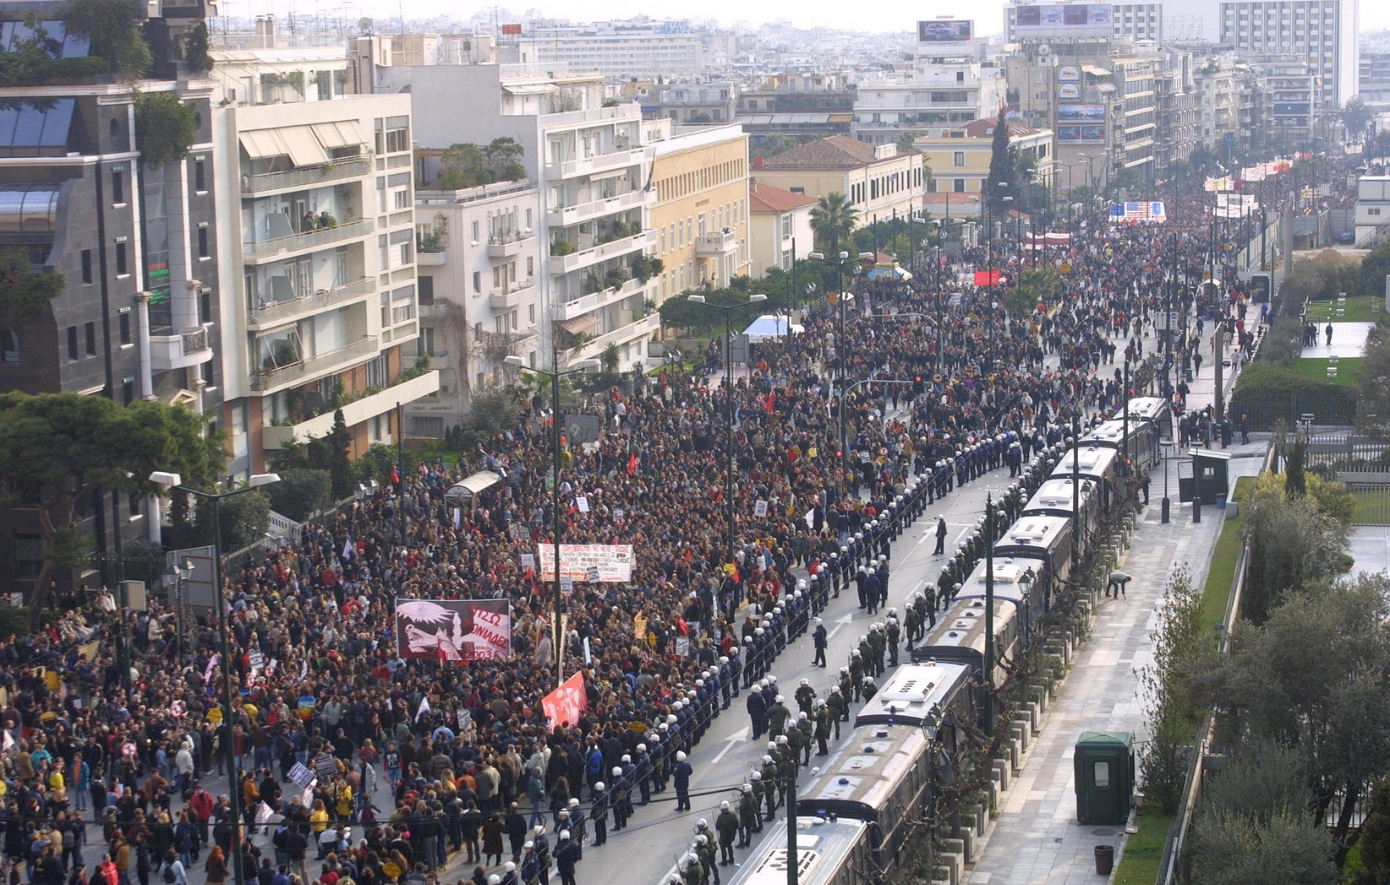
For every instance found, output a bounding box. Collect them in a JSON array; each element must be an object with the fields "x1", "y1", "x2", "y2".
[
  {"x1": 811, "y1": 618, "x2": 827, "y2": 667},
  {"x1": 933, "y1": 516, "x2": 947, "y2": 556},
  {"x1": 1327, "y1": 323, "x2": 1334, "y2": 346}
]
